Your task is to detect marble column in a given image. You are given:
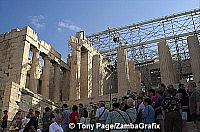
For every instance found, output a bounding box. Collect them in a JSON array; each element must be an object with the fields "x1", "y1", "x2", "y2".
[
  {"x1": 158, "y1": 39, "x2": 177, "y2": 86},
  {"x1": 128, "y1": 59, "x2": 141, "y2": 92},
  {"x1": 69, "y1": 36, "x2": 81, "y2": 102},
  {"x1": 117, "y1": 46, "x2": 130, "y2": 96},
  {"x1": 92, "y1": 54, "x2": 102, "y2": 98},
  {"x1": 52, "y1": 63, "x2": 60, "y2": 102},
  {"x1": 187, "y1": 35, "x2": 200, "y2": 83},
  {"x1": 20, "y1": 41, "x2": 31, "y2": 88},
  {"x1": 29, "y1": 48, "x2": 39, "y2": 93},
  {"x1": 41, "y1": 56, "x2": 51, "y2": 99},
  {"x1": 80, "y1": 50, "x2": 88, "y2": 99},
  {"x1": 61, "y1": 69, "x2": 70, "y2": 101}
]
